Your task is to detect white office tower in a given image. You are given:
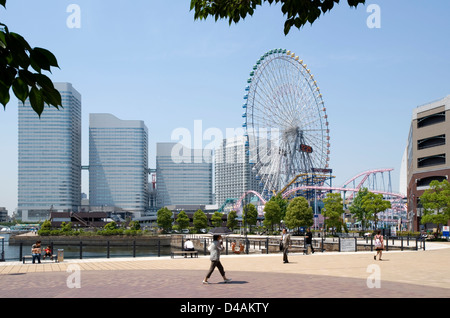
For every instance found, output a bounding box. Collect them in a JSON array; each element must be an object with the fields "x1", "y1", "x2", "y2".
[
  {"x1": 18, "y1": 83, "x2": 82, "y2": 221},
  {"x1": 214, "y1": 136, "x2": 260, "y2": 211},
  {"x1": 89, "y1": 114, "x2": 148, "y2": 216},
  {"x1": 156, "y1": 142, "x2": 213, "y2": 207}
]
